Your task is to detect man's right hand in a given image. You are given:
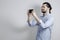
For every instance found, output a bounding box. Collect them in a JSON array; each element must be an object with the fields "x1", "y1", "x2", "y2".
[{"x1": 27, "y1": 10, "x2": 33, "y2": 23}]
